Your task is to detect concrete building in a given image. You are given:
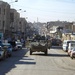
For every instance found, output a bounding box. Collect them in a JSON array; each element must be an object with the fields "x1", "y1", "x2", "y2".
[
  {"x1": 72, "y1": 22, "x2": 75, "y2": 32},
  {"x1": 64, "y1": 23, "x2": 73, "y2": 31},
  {"x1": 19, "y1": 18, "x2": 26, "y2": 33},
  {"x1": 10, "y1": 9, "x2": 20, "y2": 33},
  {"x1": 0, "y1": 1, "x2": 10, "y2": 35},
  {"x1": 18, "y1": 18, "x2": 27, "y2": 38},
  {"x1": 49, "y1": 26, "x2": 58, "y2": 38},
  {"x1": 62, "y1": 29, "x2": 72, "y2": 41}
]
